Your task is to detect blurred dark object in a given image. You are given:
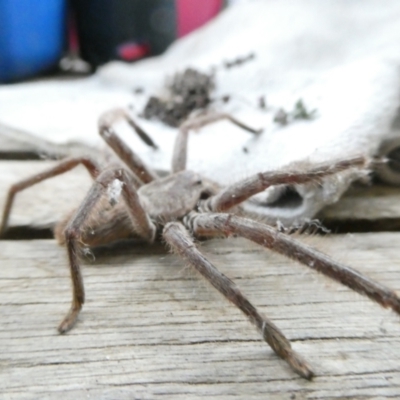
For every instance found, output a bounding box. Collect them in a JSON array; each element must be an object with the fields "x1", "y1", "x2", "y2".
[
  {"x1": 0, "y1": 0, "x2": 67, "y2": 83},
  {"x1": 224, "y1": 52, "x2": 255, "y2": 69},
  {"x1": 143, "y1": 68, "x2": 215, "y2": 127},
  {"x1": 70, "y1": 0, "x2": 224, "y2": 69}
]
